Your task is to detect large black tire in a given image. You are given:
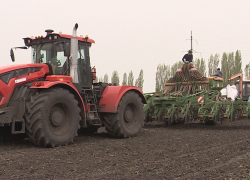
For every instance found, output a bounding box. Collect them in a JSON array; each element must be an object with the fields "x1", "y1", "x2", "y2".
[
  {"x1": 25, "y1": 88, "x2": 81, "y2": 147},
  {"x1": 102, "y1": 91, "x2": 144, "y2": 138}
]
